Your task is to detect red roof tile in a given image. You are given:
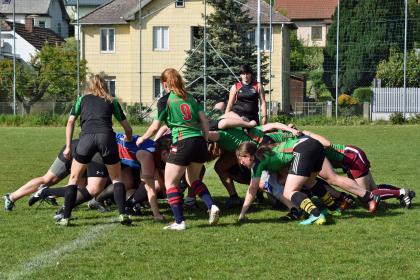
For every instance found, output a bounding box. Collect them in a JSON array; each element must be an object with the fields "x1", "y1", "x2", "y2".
[{"x1": 275, "y1": 0, "x2": 337, "y2": 20}]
